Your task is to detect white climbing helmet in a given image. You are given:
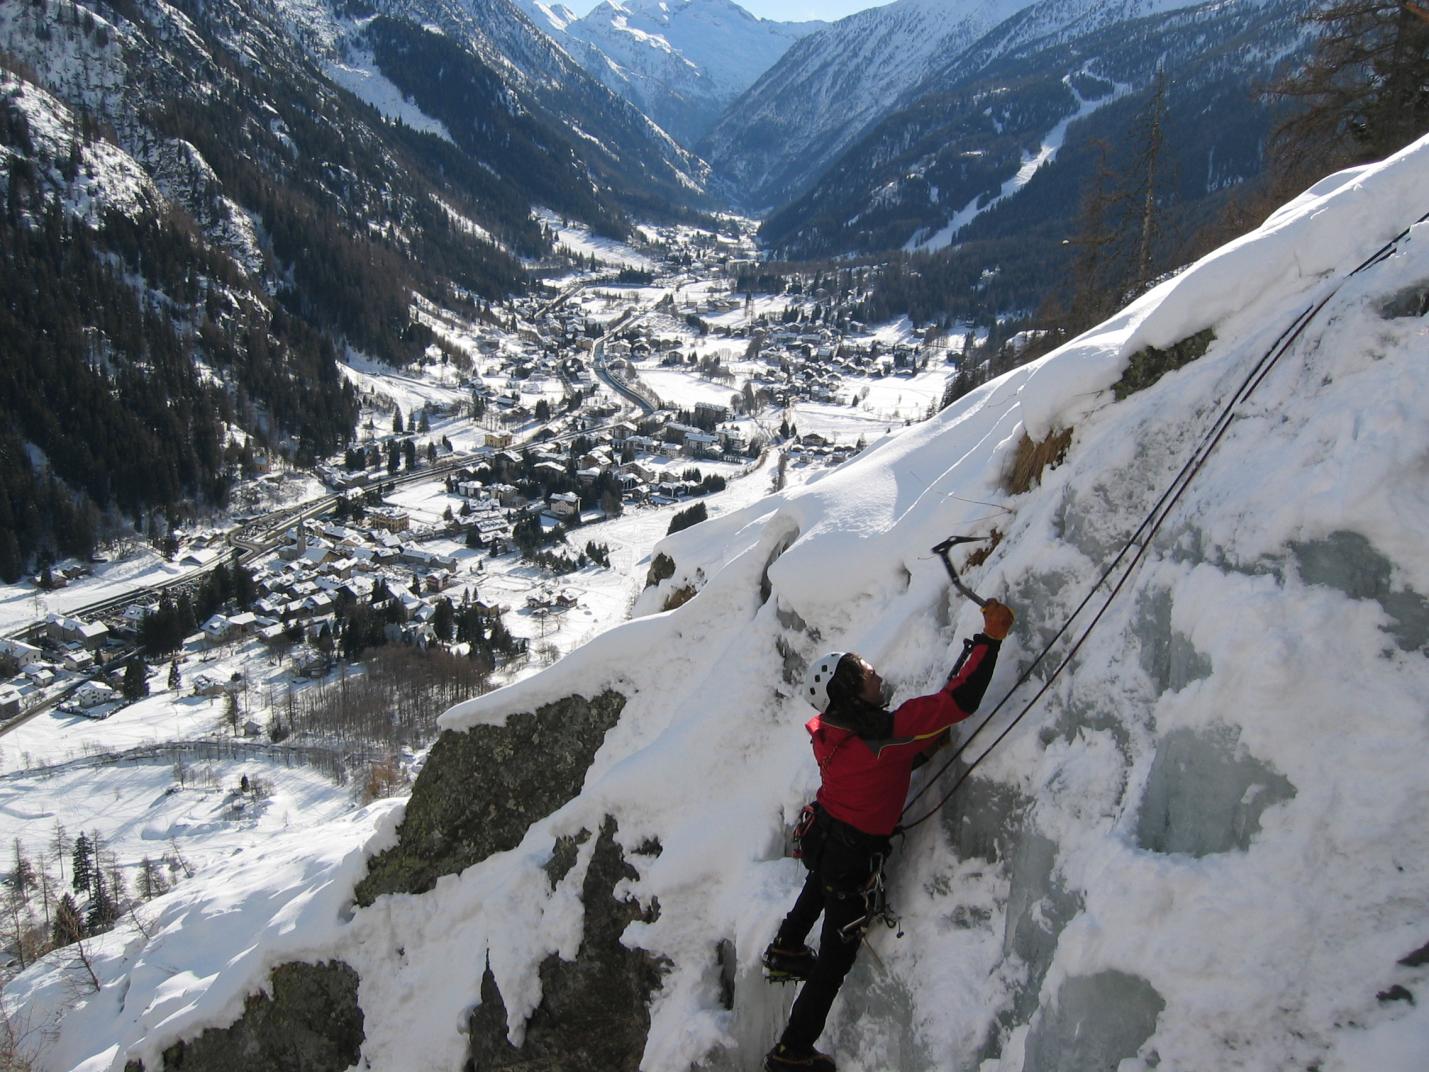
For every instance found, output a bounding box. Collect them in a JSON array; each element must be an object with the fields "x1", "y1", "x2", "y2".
[{"x1": 802, "y1": 651, "x2": 848, "y2": 710}]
